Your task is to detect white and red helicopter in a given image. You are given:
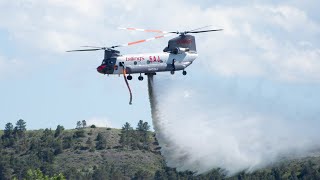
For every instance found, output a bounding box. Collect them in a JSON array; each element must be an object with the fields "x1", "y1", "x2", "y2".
[{"x1": 67, "y1": 26, "x2": 222, "y2": 104}]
